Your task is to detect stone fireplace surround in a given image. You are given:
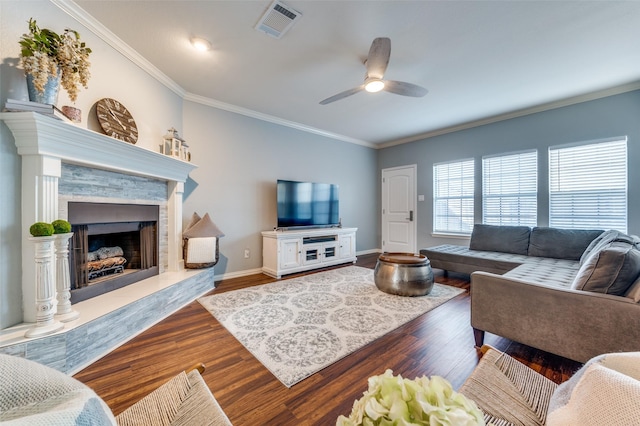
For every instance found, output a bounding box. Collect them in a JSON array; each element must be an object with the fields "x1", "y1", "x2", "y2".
[{"x1": 0, "y1": 112, "x2": 214, "y2": 374}]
